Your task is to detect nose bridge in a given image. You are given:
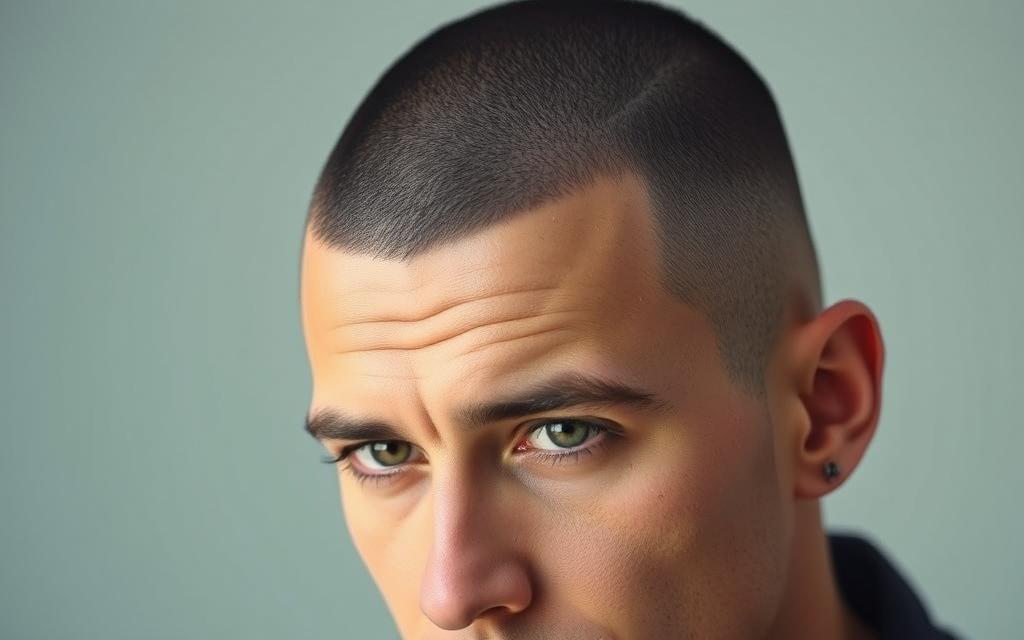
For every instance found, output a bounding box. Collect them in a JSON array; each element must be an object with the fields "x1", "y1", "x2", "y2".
[
  {"x1": 428, "y1": 465, "x2": 485, "y2": 570},
  {"x1": 418, "y1": 461, "x2": 533, "y2": 630}
]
